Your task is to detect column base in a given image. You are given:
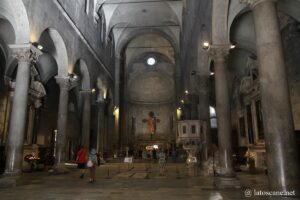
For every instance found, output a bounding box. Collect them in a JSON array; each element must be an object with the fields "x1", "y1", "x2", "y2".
[
  {"x1": 3, "y1": 170, "x2": 22, "y2": 177},
  {"x1": 0, "y1": 174, "x2": 22, "y2": 188},
  {"x1": 51, "y1": 164, "x2": 69, "y2": 175},
  {"x1": 214, "y1": 176, "x2": 241, "y2": 189}
]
